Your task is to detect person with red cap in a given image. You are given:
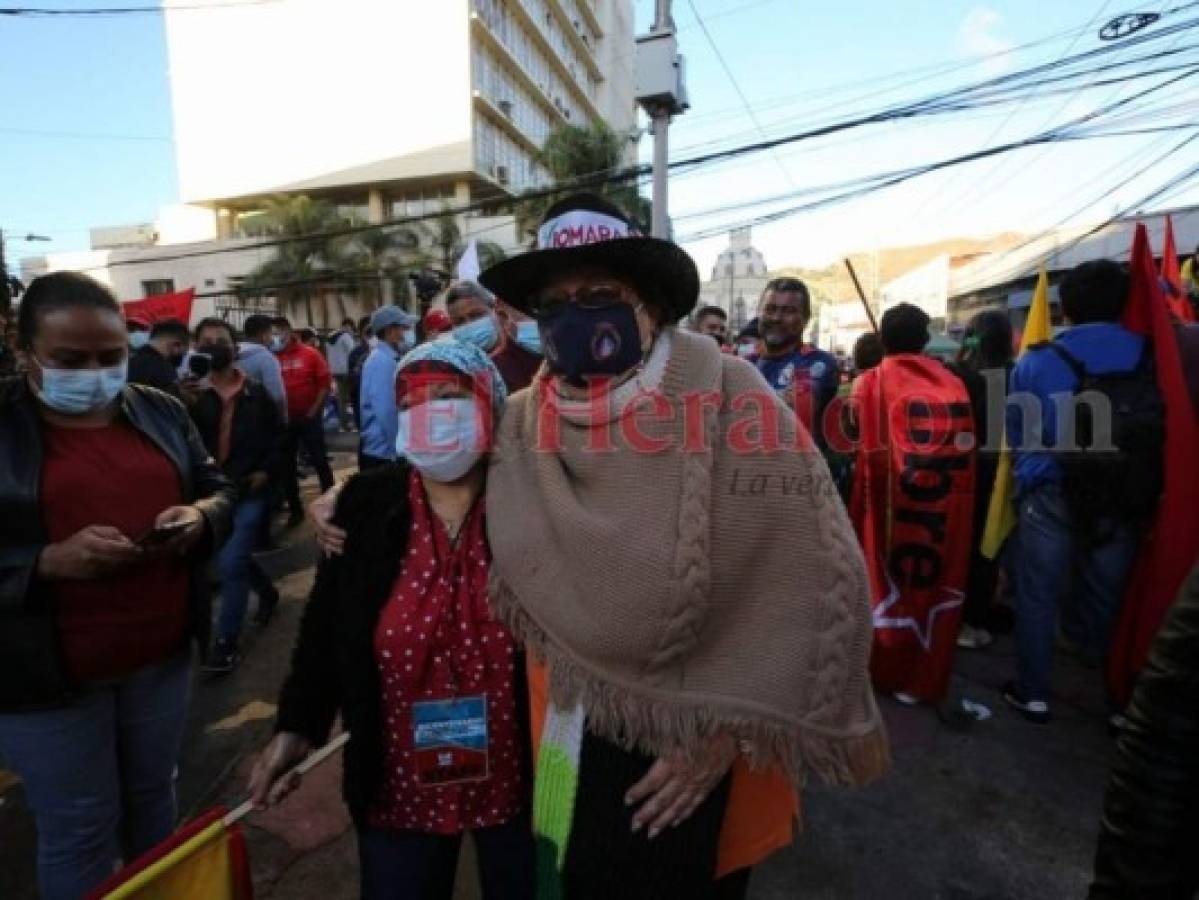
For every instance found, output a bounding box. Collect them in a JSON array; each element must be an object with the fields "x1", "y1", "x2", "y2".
[{"x1": 422, "y1": 308, "x2": 452, "y2": 341}]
